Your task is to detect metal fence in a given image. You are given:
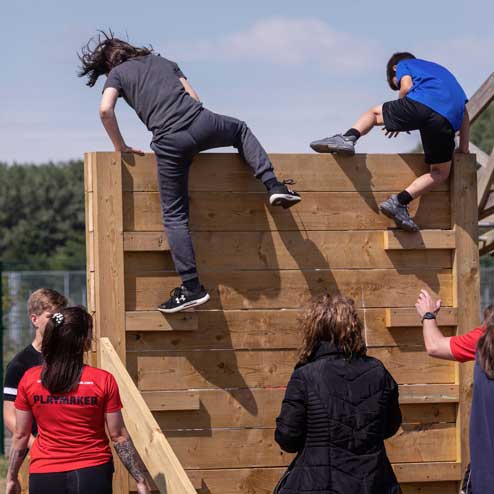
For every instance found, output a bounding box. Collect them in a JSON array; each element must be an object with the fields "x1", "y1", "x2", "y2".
[{"x1": 2, "y1": 271, "x2": 86, "y2": 360}]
